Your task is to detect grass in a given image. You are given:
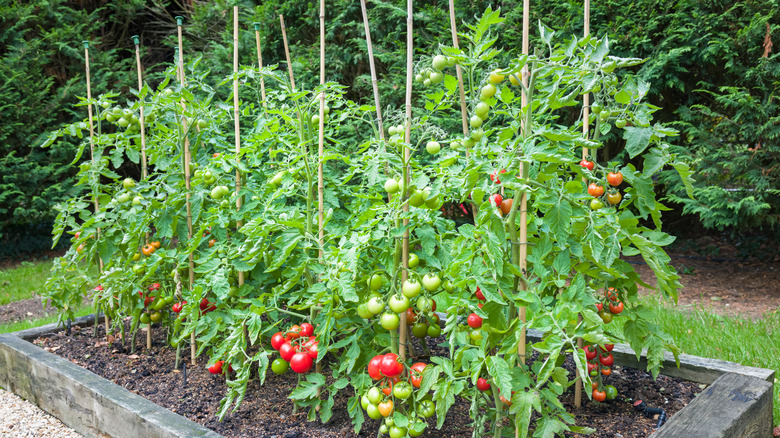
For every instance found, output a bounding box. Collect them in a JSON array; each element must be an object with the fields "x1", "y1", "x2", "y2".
[
  {"x1": 0, "y1": 259, "x2": 54, "y2": 305},
  {"x1": 0, "y1": 306, "x2": 93, "y2": 334},
  {"x1": 637, "y1": 298, "x2": 780, "y2": 427}
]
